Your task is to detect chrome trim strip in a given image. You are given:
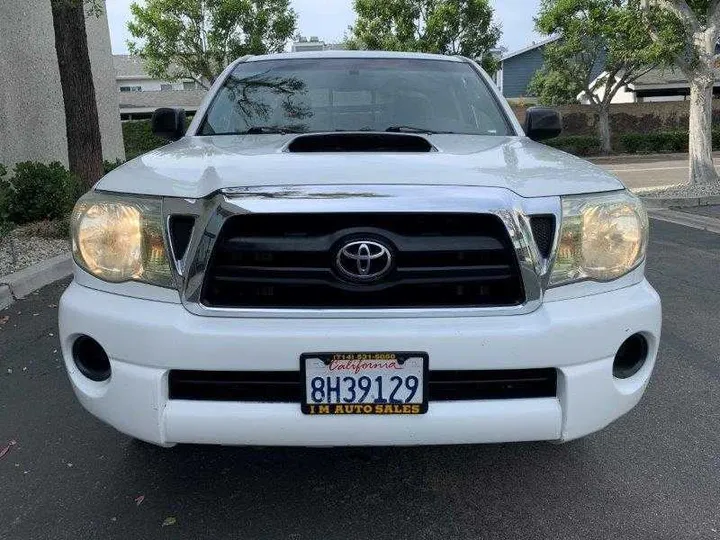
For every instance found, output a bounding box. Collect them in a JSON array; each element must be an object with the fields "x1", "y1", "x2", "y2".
[{"x1": 164, "y1": 185, "x2": 561, "y2": 319}]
